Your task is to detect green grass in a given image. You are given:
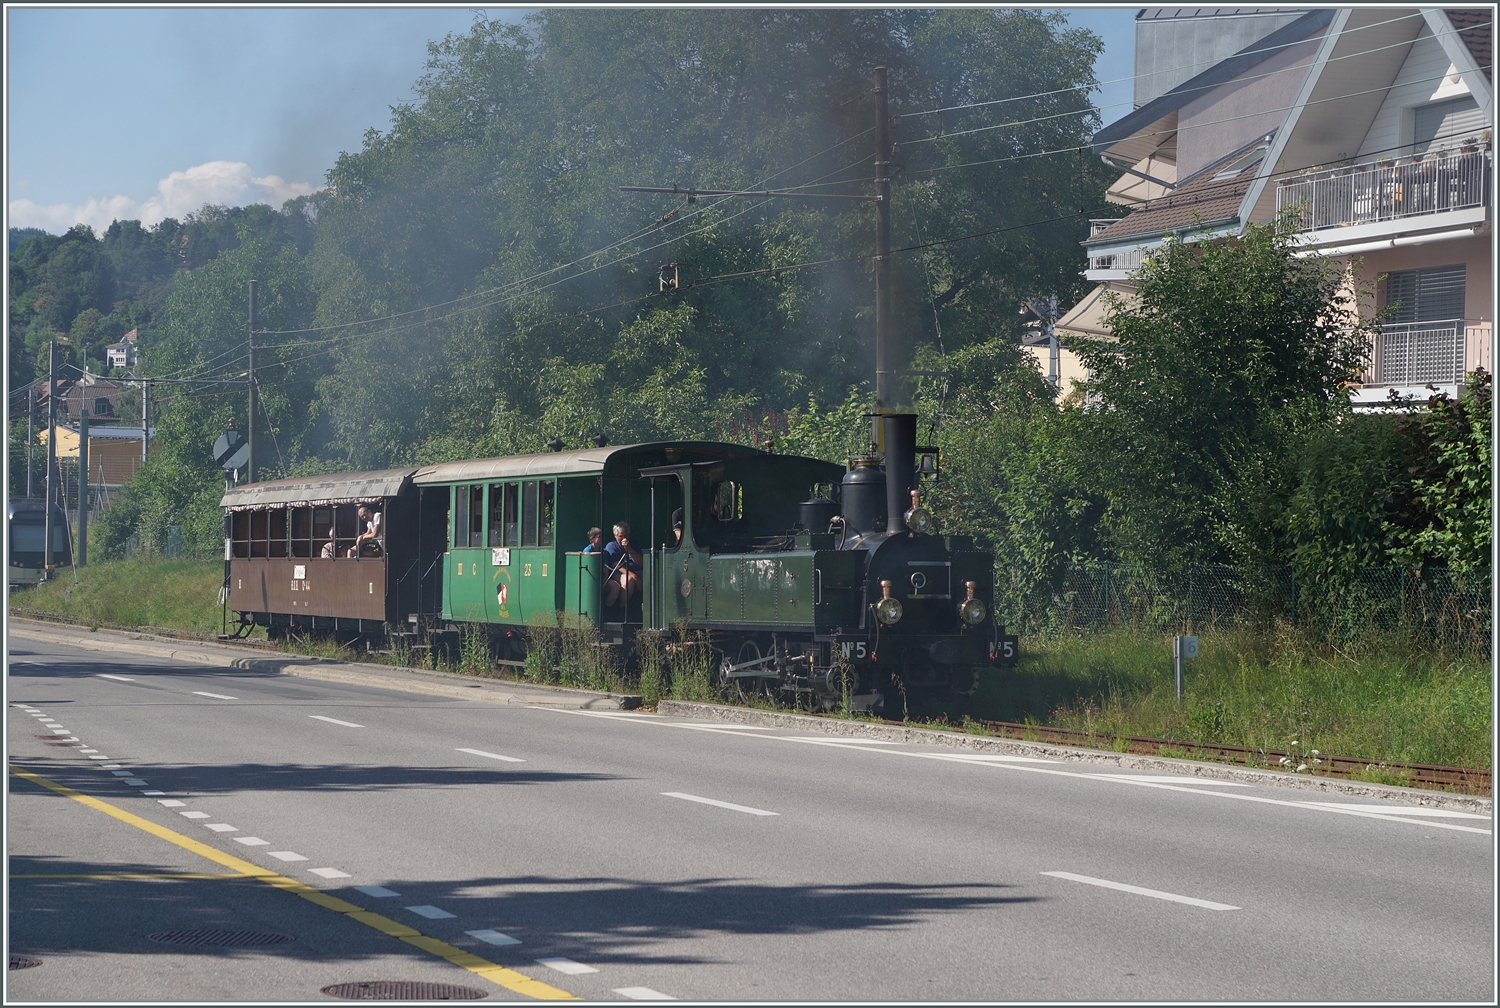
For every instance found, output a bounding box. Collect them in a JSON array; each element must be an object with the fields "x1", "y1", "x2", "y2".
[
  {"x1": 15, "y1": 559, "x2": 1489, "y2": 770},
  {"x1": 972, "y1": 625, "x2": 1491, "y2": 770},
  {"x1": 10, "y1": 557, "x2": 237, "y2": 636}
]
